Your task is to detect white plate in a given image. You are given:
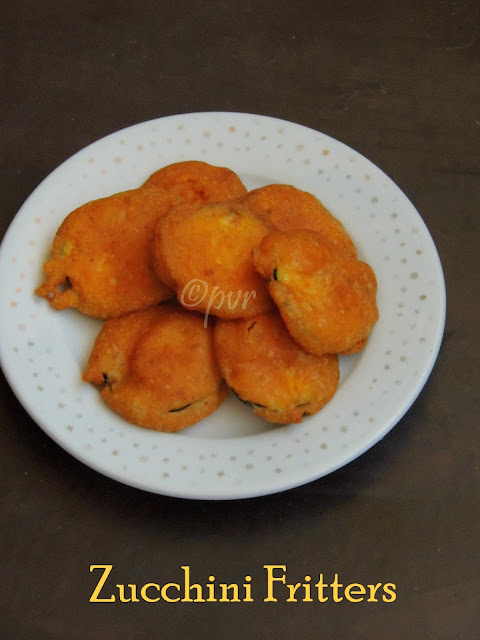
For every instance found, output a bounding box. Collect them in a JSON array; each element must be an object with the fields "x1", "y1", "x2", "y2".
[{"x1": 0, "y1": 112, "x2": 446, "y2": 500}]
